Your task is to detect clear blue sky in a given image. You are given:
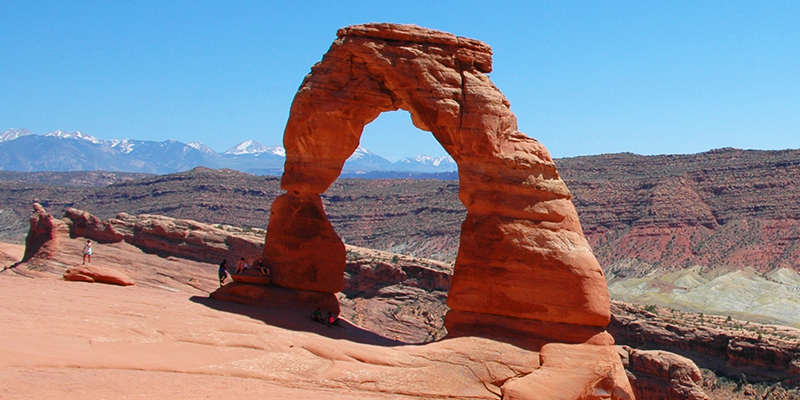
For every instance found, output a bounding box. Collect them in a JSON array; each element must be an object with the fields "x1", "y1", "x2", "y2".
[{"x1": 2, "y1": 1, "x2": 799, "y2": 160}]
